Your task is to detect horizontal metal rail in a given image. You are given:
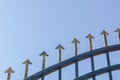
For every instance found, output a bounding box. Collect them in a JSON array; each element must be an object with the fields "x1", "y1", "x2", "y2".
[
  {"x1": 24, "y1": 44, "x2": 120, "y2": 80},
  {"x1": 75, "y1": 64, "x2": 120, "y2": 80}
]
